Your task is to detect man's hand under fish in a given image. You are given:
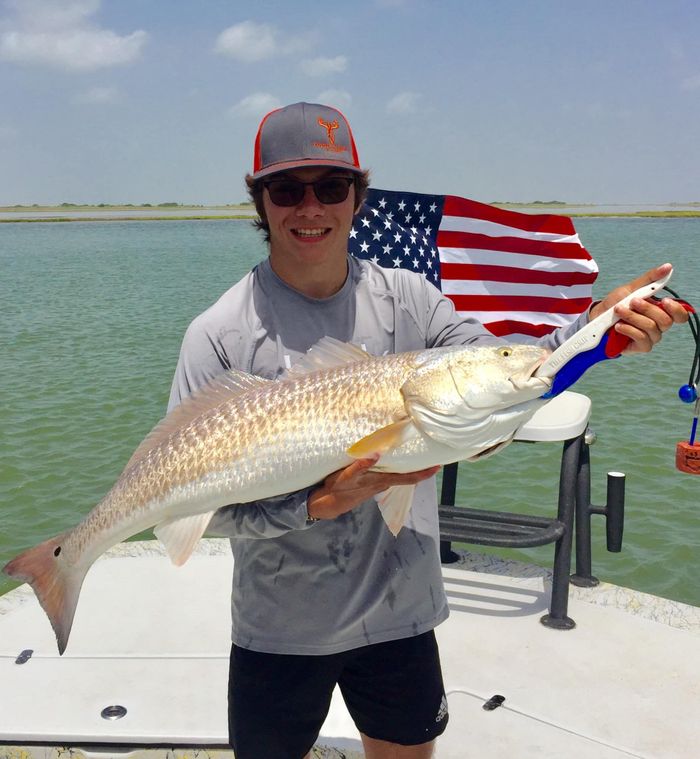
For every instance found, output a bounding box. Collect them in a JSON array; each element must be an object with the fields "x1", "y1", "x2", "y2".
[{"x1": 307, "y1": 454, "x2": 441, "y2": 522}]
